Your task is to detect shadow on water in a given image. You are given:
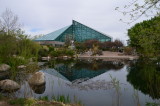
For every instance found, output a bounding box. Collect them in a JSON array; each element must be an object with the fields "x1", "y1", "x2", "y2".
[
  {"x1": 29, "y1": 83, "x2": 46, "y2": 94},
  {"x1": 127, "y1": 58, "x2": 160, "y2": 99}
]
